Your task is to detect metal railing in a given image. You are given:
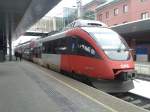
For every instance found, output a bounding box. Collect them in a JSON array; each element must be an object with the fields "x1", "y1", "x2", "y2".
[{"x1": 135, "y1": 63, "x2": 150, "y2": 75}]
